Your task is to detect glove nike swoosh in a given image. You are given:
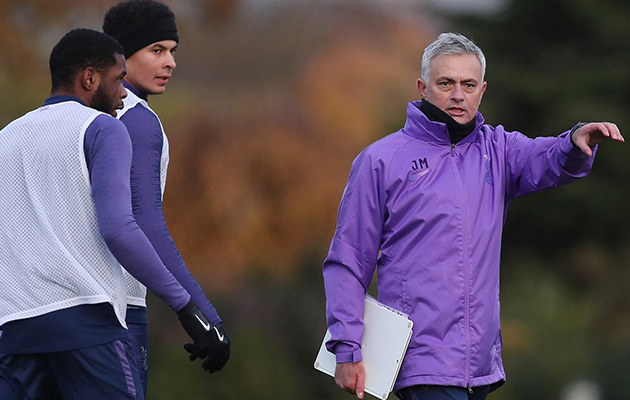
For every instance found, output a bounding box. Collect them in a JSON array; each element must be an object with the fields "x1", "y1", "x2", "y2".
[
  {"x1": 213, "y1": 325, "x2": 225, "y2": 341},
  {"x1": 195, "y1": 314, "x2": 211, "y2": 331}
]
